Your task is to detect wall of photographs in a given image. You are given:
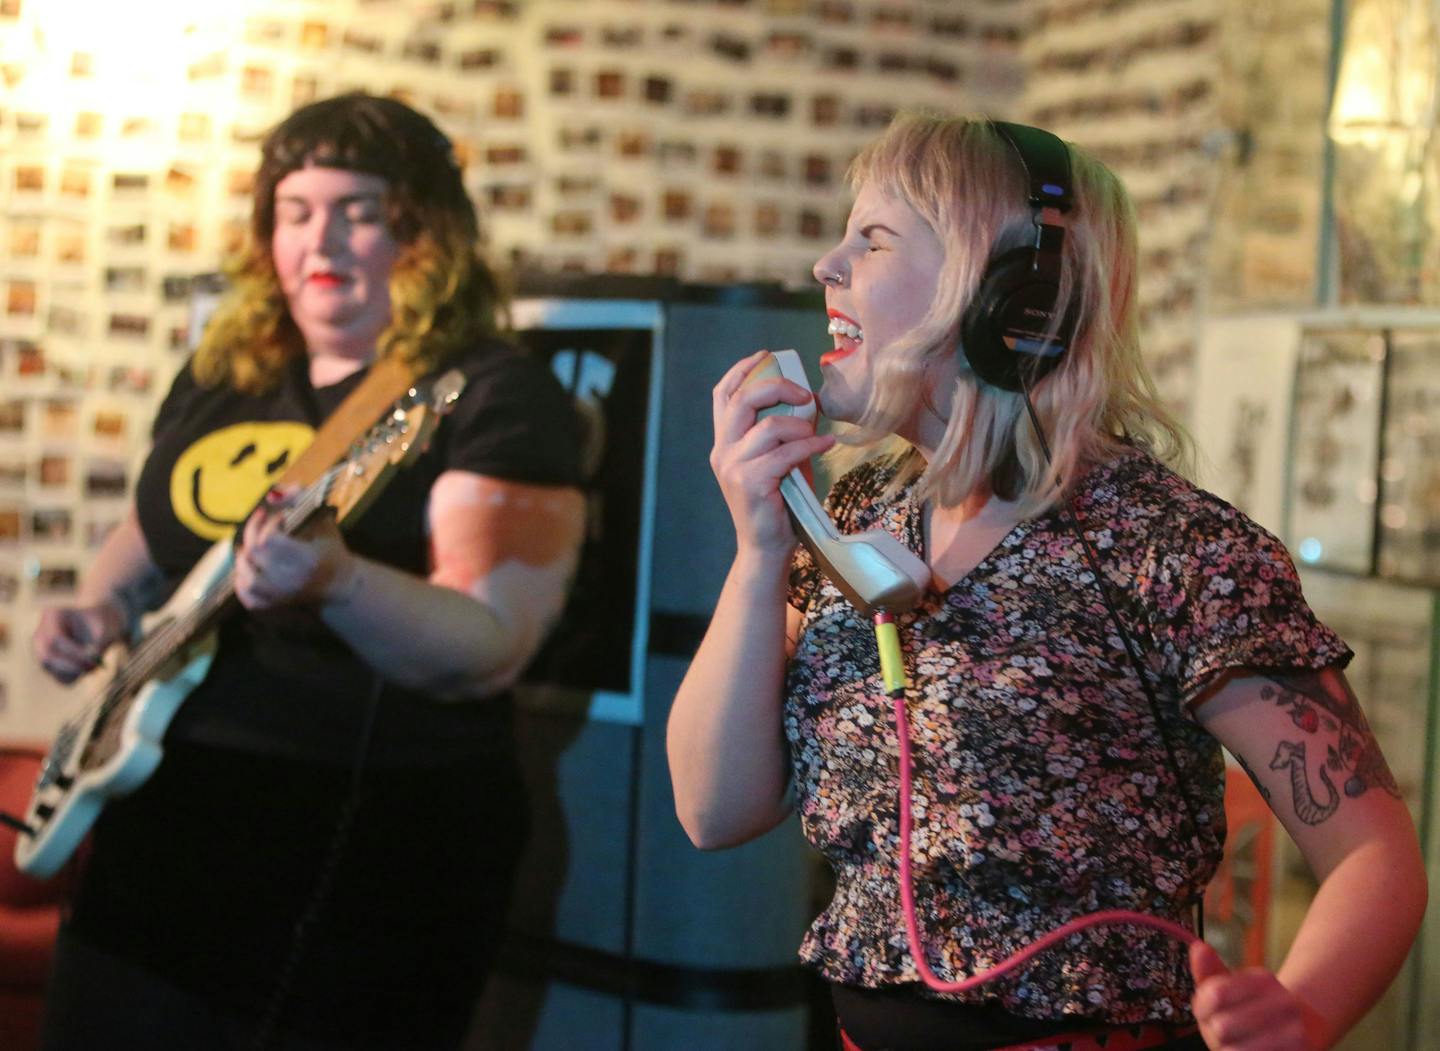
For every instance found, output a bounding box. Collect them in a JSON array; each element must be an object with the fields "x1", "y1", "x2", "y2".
[
  {"x1": 1020, "y1": 0, "x2": 1225, "y2": 406},
  {"x1": 1330, "y1": 0, "x2": 1440, "y2": 304},
  {"x1": 0, "y1": 0, "x2": 1033, "y2": 740},
  {"x1": 9, "y1": 0, "x2": 1396, "y2": 741},
  {"x1": 1206, "y1": 0, "x2": 1334, "y2": 309}
]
